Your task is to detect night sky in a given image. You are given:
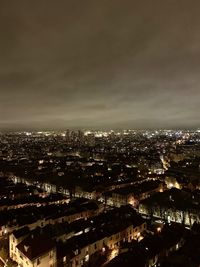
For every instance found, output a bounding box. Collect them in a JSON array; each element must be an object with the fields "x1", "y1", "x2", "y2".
[{"x1": 0, "y1": 1, "x2": 200, "y2": 131}]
